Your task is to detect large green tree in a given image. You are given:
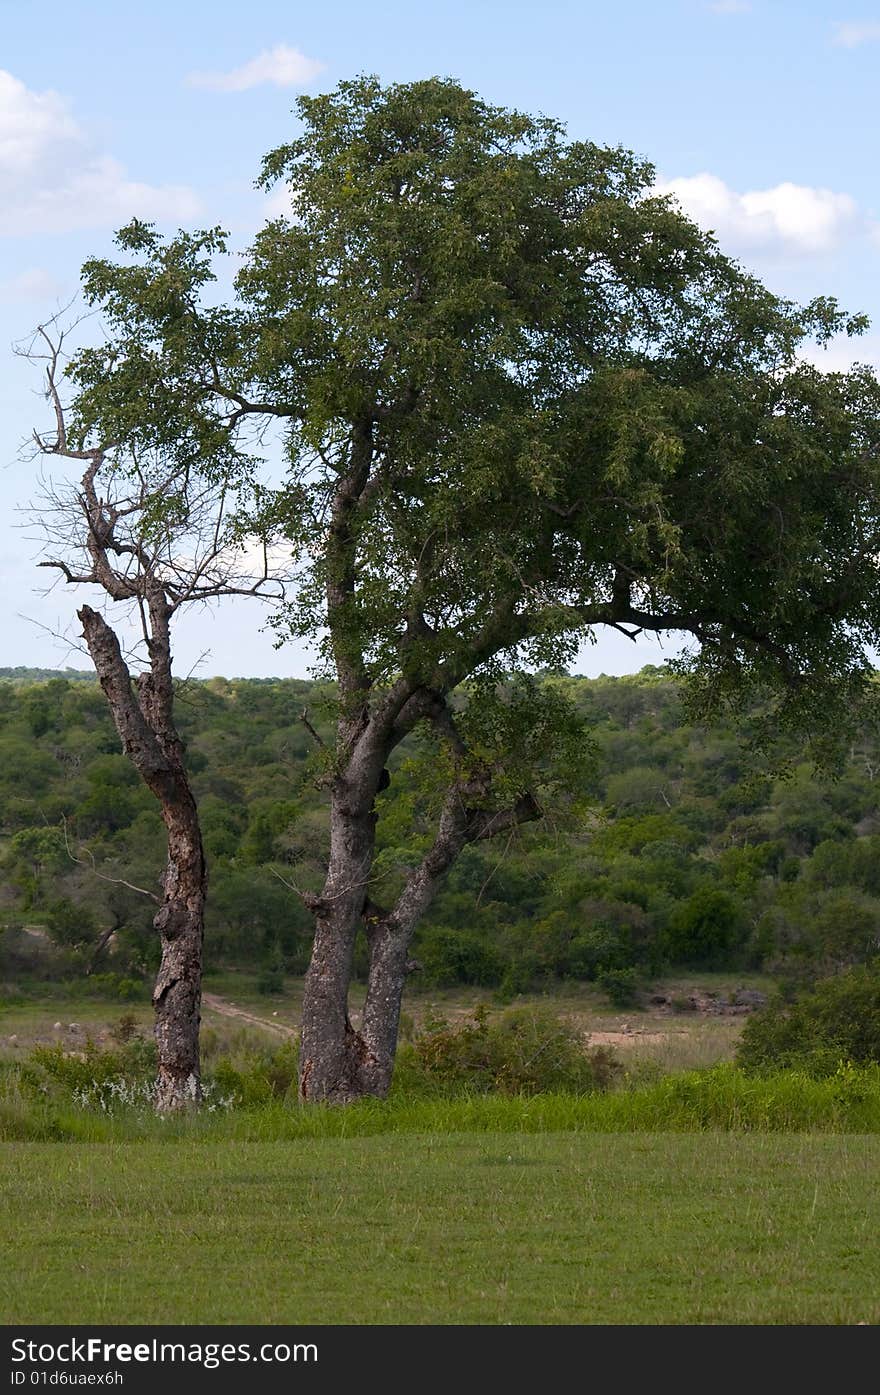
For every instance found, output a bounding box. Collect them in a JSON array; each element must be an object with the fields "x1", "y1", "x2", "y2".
[{"x1": 61, "y1": 76, "x2": 880, "y2": 1100}]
